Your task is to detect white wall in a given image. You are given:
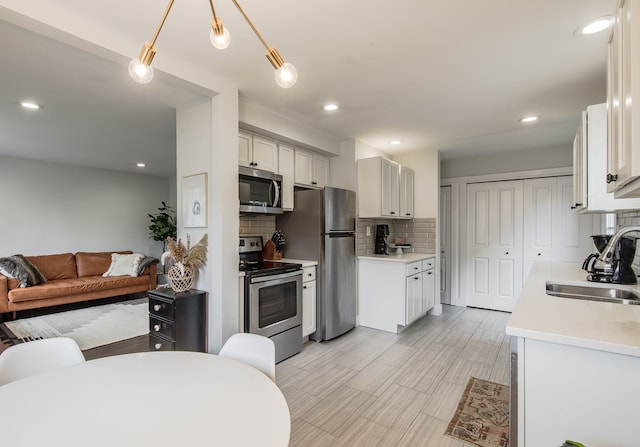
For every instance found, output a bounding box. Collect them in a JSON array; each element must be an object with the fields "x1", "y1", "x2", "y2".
[
  {"x1": 441, "y1": 145, "x2": 572, "y2": 179},
  {"x1": 0, "y1": 155, "x2": 170, "y2": 258},
  {"x1": 329, "y1": 139, "x2": 357, "y2": 192},
  {"x1": 239, "y1": 100, "x2": 342, "y2": 156},
  {"x1": 354, "y1": 139, "x2": 392, "y2": 161}
]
